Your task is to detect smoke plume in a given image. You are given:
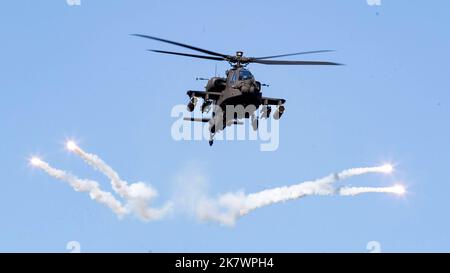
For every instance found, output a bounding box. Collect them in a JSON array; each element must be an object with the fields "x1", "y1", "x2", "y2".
[
  {"x1": 30, "y1": 157, "x2": 127, "y2": 217},
  {"x1": 31, "y1": 142, "x2": 405, "y2": 226},
  {"x1": 66, "y1": 141, "x2": 172, "y2": 221},
  {"x1": 193, "y1": 164, "x2": 400, "y2": 226}
]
